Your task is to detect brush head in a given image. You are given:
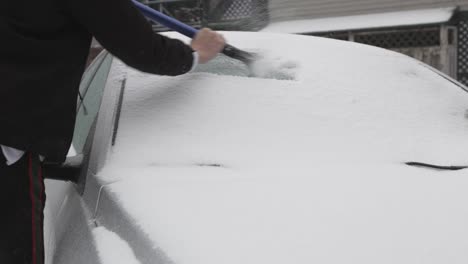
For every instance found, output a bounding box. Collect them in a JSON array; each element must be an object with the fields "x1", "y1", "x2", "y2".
[
  {"x1": 194, "y1": 49, "x2": 298, "y2": 81},
  {"x1": 220, "y1": 46, "x2": 297, "y2": 80},
  {"x1": 222, "y1": 44, "x2": 257, "y2": 66}
]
